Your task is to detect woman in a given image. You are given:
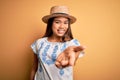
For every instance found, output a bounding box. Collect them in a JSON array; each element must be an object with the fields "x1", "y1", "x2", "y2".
[{"x1": 30, "y1": 6, "x2": 85, "y2": 80}]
